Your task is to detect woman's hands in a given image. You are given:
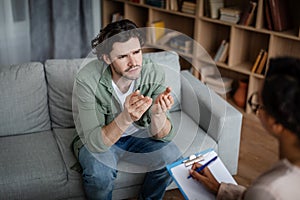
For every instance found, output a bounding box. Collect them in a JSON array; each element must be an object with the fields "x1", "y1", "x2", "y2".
[{"x1": 189, "y1": 163, "x2": 221, "y2": 195}]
